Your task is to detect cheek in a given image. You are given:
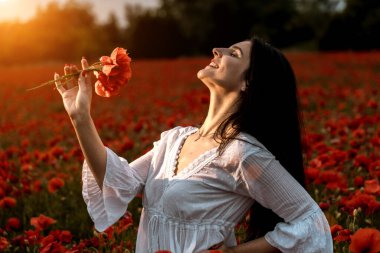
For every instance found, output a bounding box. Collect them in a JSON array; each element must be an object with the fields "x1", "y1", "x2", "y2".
[
  {"x1": 222, "y1": 59, "x2": 243, "y2": 74},
  {"x1": 221, "y1": 64, "x2": 244, "y2": 81}
]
